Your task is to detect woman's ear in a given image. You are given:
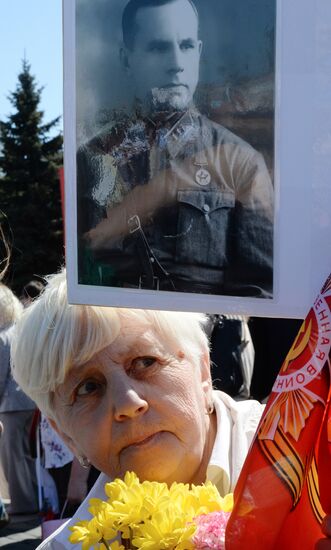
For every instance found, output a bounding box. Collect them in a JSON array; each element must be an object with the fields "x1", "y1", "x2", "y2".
[
  {"x1": 200, "y1": 348, "x2": 213, "y2": 405},
  {"x1": 47, "y1": 417, "x2": 80, "y2": 457}
]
